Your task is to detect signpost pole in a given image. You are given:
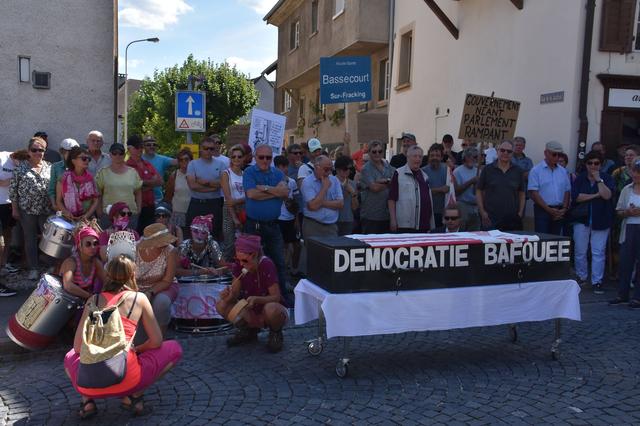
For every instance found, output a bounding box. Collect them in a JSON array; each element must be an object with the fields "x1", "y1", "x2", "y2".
[{"x1": 344, "y1": 102, "x2": 349, "y2": 150}]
